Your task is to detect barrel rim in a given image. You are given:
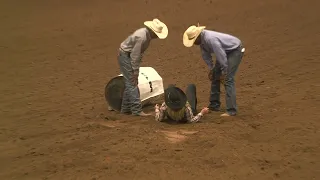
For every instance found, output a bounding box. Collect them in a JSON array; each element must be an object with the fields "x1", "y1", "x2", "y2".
[{"x1": 104, "y1": 76, "x2": 125, "y2": 111}]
